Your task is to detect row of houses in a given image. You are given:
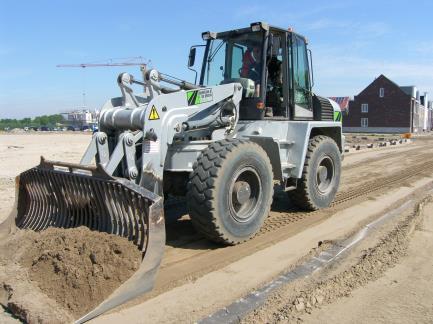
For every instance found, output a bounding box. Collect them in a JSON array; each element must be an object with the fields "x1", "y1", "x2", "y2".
[{"x1": 331, "y1": 75, "x2": 433, "y2": 133}]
